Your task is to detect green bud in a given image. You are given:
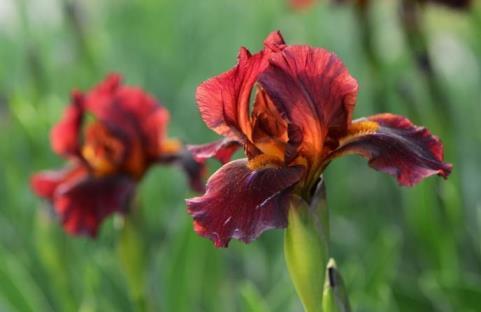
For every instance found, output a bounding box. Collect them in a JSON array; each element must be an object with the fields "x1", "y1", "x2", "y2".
[{"x1": 322, "y1": 259, "x2": 351, "y2": 312}]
